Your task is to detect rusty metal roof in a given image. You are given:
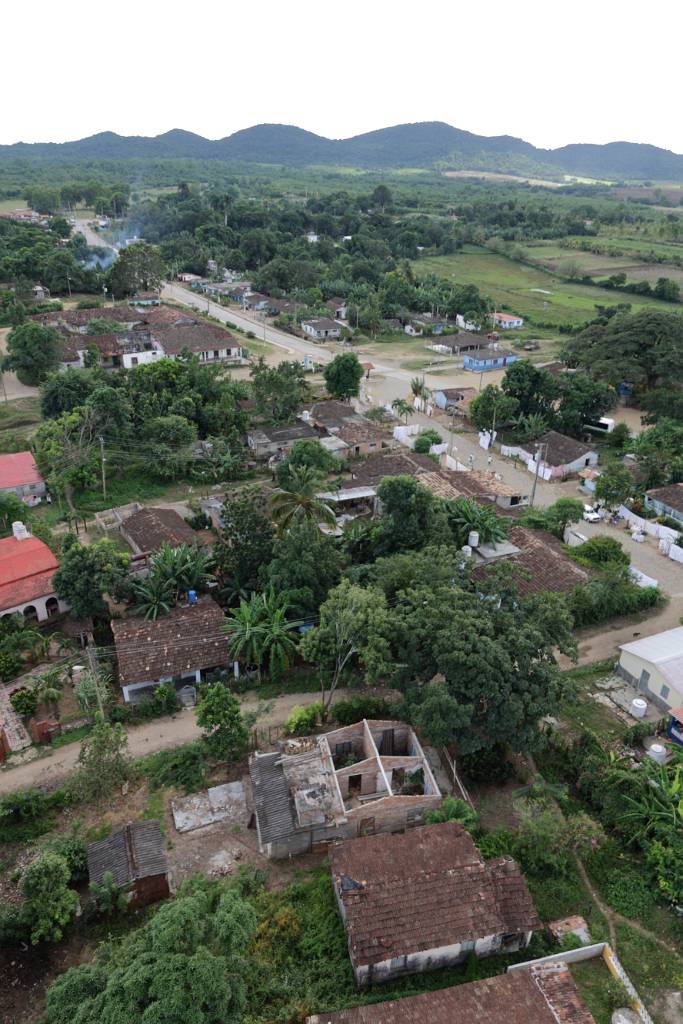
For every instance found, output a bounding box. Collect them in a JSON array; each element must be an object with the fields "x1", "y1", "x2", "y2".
[{"x1": 87, "y1": 820, "x2": 167, "y2": 887}]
